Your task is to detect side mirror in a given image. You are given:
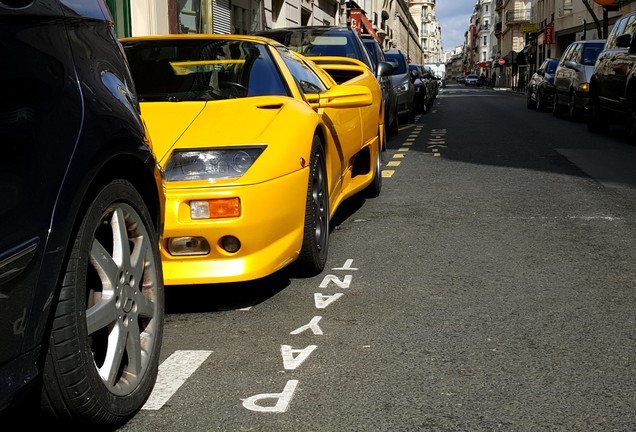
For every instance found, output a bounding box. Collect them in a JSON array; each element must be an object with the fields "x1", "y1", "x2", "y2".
[
  {"x1": 377, "y1": 61, "x2": 394, "y2": 77},
  {"x1": 537, "y1": 68, "x2": 545, "y2": 76},
  {"x1": 564, "y1": 60, "x2": 581, "y2": 71},
  {"x1": 616, "y1": 33, "x2": 631, "y2": 48},
  {"x1": 386, "y1": 60, "x2": 399, "y2": 73}
]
